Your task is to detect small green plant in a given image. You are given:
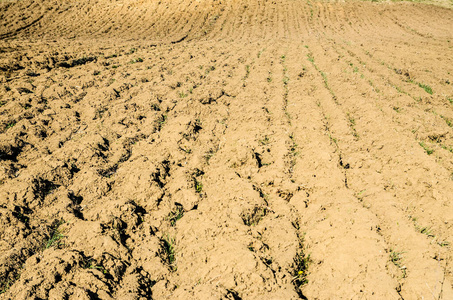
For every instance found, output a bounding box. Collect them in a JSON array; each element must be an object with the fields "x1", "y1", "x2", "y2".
[
  {"x1": 418, "y1": 82, "x2": 433, "y2": 95},
  {"x1": 160, "y1": 235, "x2": 177, "y2": 271},
  {"x1": 389, "y1": 249, "x2": 406, "y2": 278},
  {"x1": 438, "y1": 241, "x2": 450, "y2": 247},
  {"x1": 329, "y1": 134, "x2": 338, "y2": 146},
  {"x1": 158, "y1": 114, "x2": 167, "y2": 125},
  {"x1": 420, "y1": 226, "x2": 434, "y2": 237},
  {"x1": 283, "y1": 76, "x2": 289, "y2": 85},
  {"x1": 168, "y1": 205, "x2": 184, "y2": 226},
  {"x1": 281, "y1": 55, "x2": 286, "y2": 61},
  {"x1": 45, "y1": 220, "x2": 65, "y2": 249},
  {"x1": 204, "y1": 148, "x2": 216, "y2": 164},
  {"x1": 440, "y1": 115, "x2": 452, "y2": 128},
  {"x1": 393, "y1": 84, "x2": 406, "y2": 94},
  {"x1": 127, "y1": 48, "x2": 137, "y2": 55},
  {"x1": 307, "y1": 53, "x2": 314, "y2": 63},
  {"x1": 130, "y1": 58, "x2": 143, "y2": 63},
  {"x1": 194, "y1": 179, "x2": 203, "y2": 193},
  {"x1": 448, "y1": 97, "x2": 453, "y2": 104},
  {"x1": 289, "y1": 133, "x2": 299, "y2": 155},
  {"x1": 393, "y1": 106, "x2": 401, "y2": 113},
  {"x1": 6, "y1": 122, "x2": 15, "y2": 129},
  {"x1": 112, "y1": 65, "x2": 119, "y2": 69},
  {"x1": 0, "y1": 101, "x2": 6, "y2": 107},
  {"x1": 88, "y1": 265, "x2": 107, "y2": 273},
  {"x1": 179, "y1": 146, "x2": 192, "y2": 154},
  {"x1": 0, "y1": 280, "x2": 11, "y2": 295},
  {"x1": 390, "y1": 250, "x2": 403, "y2": 264},
  {"x1": 348, "y1": 114, "x2": 356, "y2": 126},
  {"x1": 179, "y1": 91, "x2": 188, "y2": 98},
  {"x1": 419, "y1": 141, "x2": 434, "y2": 155},
  {"x1": 293, "y1": 251, "x2": 310, "y2": 286},
  {"x1": 347, "y1": 113, "x2": 359, "y2": 139},
  {"x1": 83, "y1": 258, "x2": 108, "y2": 274},
  {"x1": 440, "y1": 144, "x2": 453, "y2": 153}
]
